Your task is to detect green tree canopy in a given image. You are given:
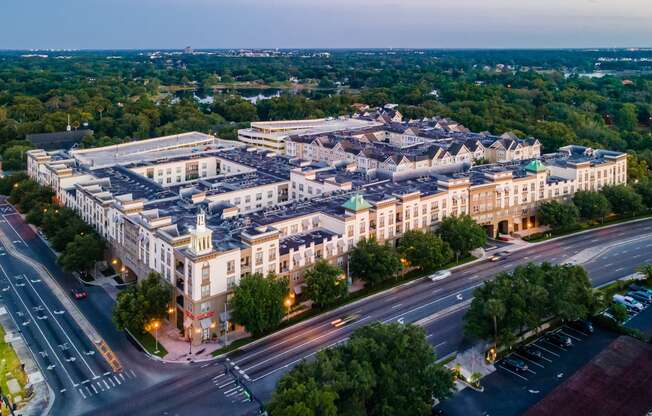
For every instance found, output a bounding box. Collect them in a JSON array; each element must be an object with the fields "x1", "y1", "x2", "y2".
[
  {"x1": 112, "y1": 273, "x2": 170, "y2": 335},
  {"x1": 602, "y1": 185, "x2": 644, "y2": 217},
  {"x1": 231, "y1": 272, "x2": 289, "y2": 337},
  {"x1": 438, "y1": 215, "x2": 487, "y2": 260},
  {"x1": 398, "y1": 230, "x2": 452, "y2": 272},
  {"x1": 268, "y1": 323, "x2": 454, "y2": 416},
  {"x1": 572, "y1": 190, "x2": 611, "y2": 222},
  {"x1": 537, "y1": 201, "x2": 579, "y2": 230},
  {"x1": 348, "y1": 238, "x2": 402, "y2": 287},
  {"x1": 304, "y1": 260, "x2": 347, "y2": 308},
  {"x1": 58, "y1": 234, "x2": 105, "y2": 273}
]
